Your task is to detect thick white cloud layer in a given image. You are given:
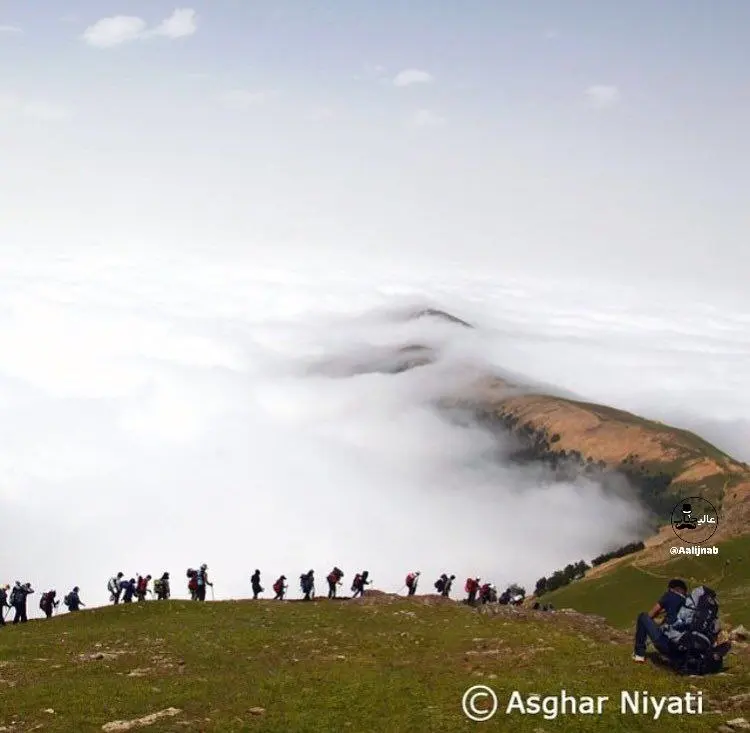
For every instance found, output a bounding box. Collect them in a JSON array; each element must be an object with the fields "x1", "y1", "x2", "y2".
[{"x1": 1, "y1": 246, "x2": 748, "y2": 615}]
